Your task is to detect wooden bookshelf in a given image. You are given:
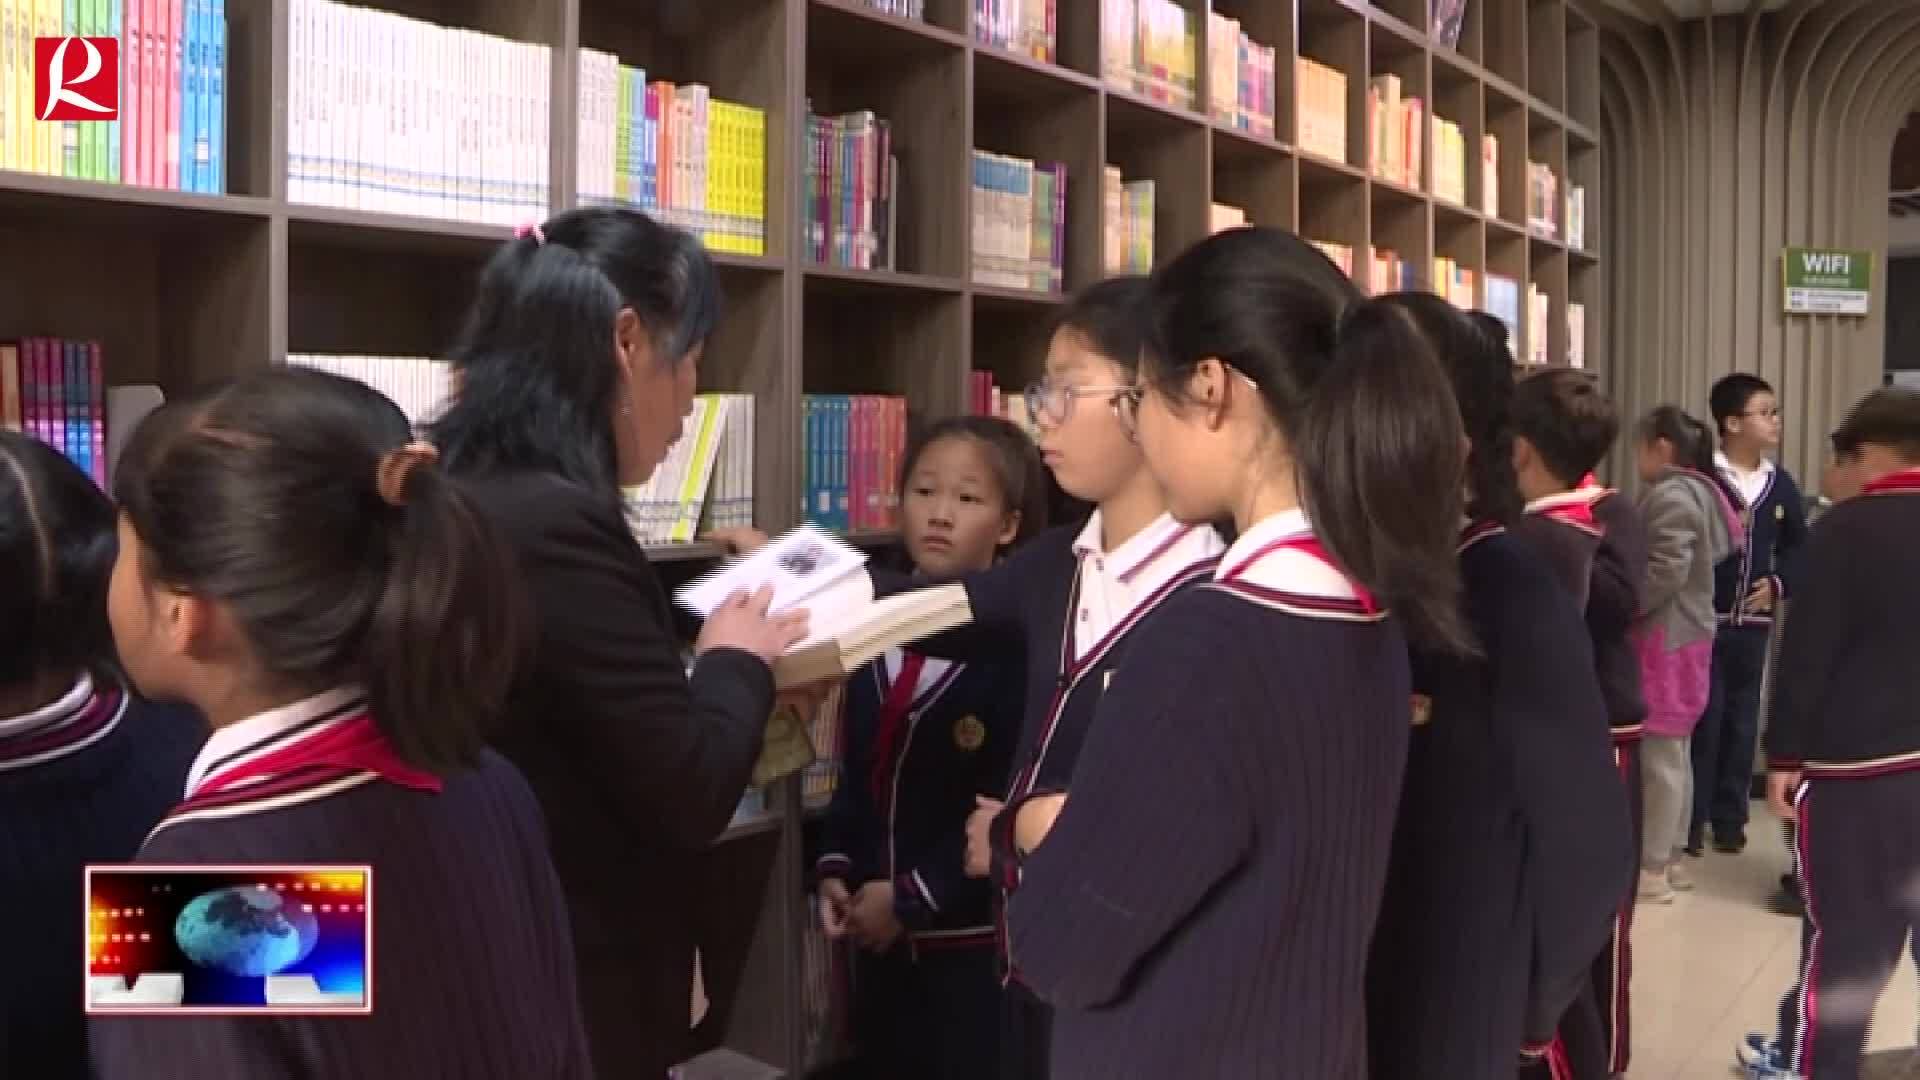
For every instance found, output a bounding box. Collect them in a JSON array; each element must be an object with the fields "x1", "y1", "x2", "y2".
[{"x1": 0, "y1": 0, "x2": 1605, "y2": 1071}]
